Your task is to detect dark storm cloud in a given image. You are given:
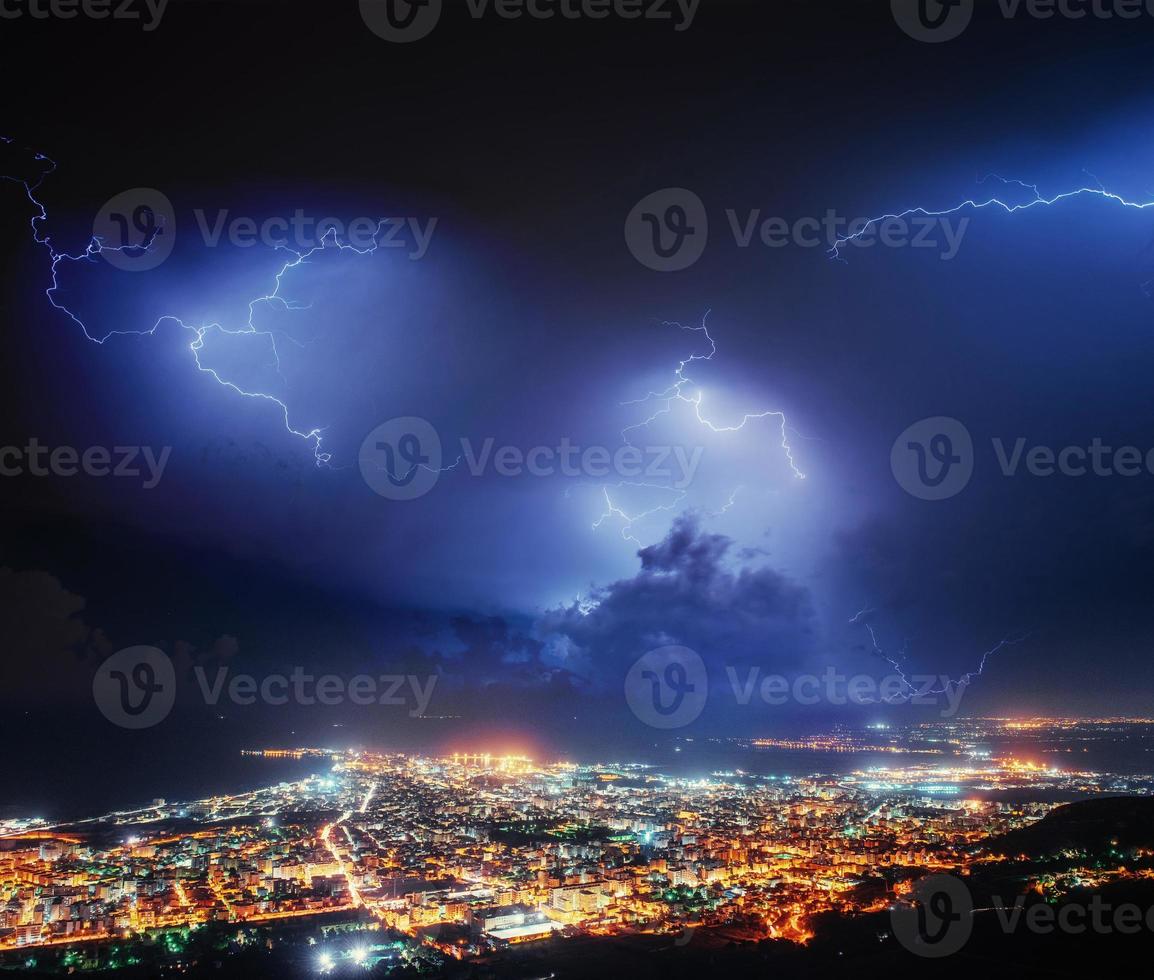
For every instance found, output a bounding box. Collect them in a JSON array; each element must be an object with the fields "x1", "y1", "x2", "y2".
[
  {"x1": 539, "y1": 514, "x2": 815, "y2": 678},
  {"x1": 0, "y1": 566, "x2": 262, "y2": 704},
  {"x1": 0, "y1": 567, "x2": 110, "y2": 700},
  {"x1": 446, "y1": 613, "x2": 552, "y2": 684}
]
